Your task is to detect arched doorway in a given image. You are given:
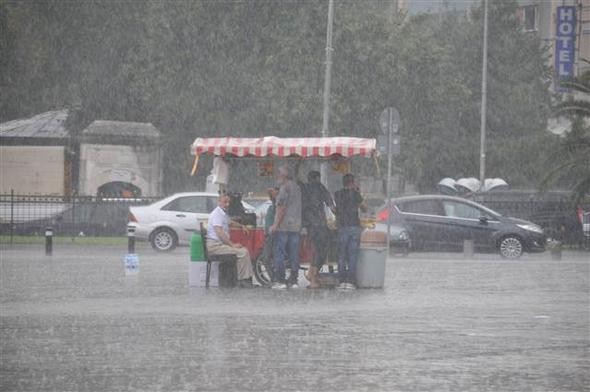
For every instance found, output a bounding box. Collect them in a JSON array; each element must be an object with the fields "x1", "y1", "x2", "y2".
[{"x1": 97, "y1": 181, "x2": 142, "y2": 199}]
